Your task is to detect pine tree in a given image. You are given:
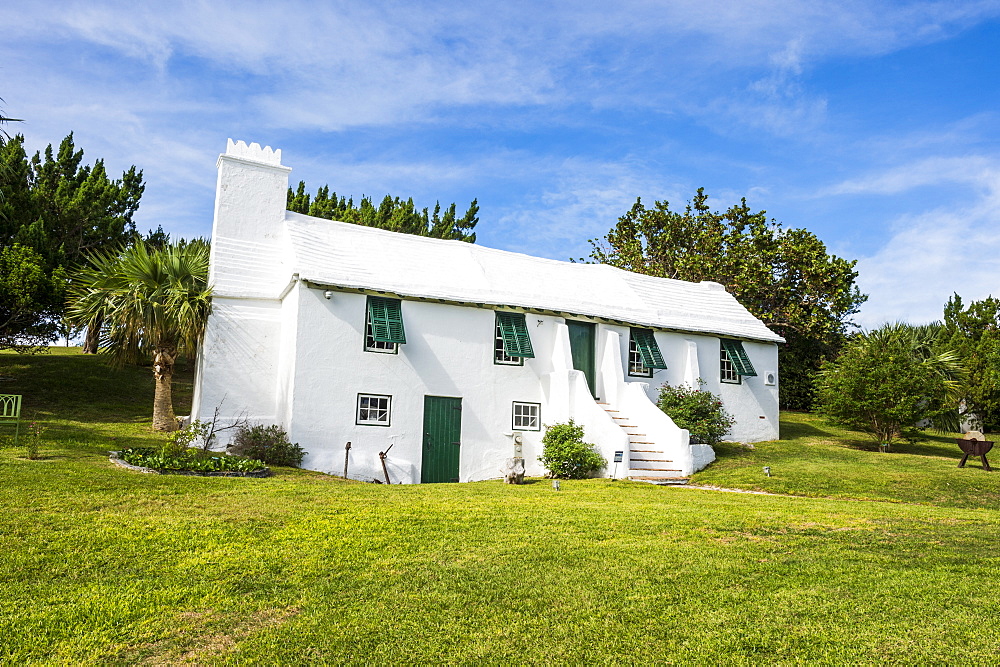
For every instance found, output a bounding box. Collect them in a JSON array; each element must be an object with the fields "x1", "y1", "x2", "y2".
[
  {"x1": 0, "y1": 133, "x2": 144, "y2": 352},
  {"x1": 287, "y1": 181, "x2": 479, "y2": 243}
]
